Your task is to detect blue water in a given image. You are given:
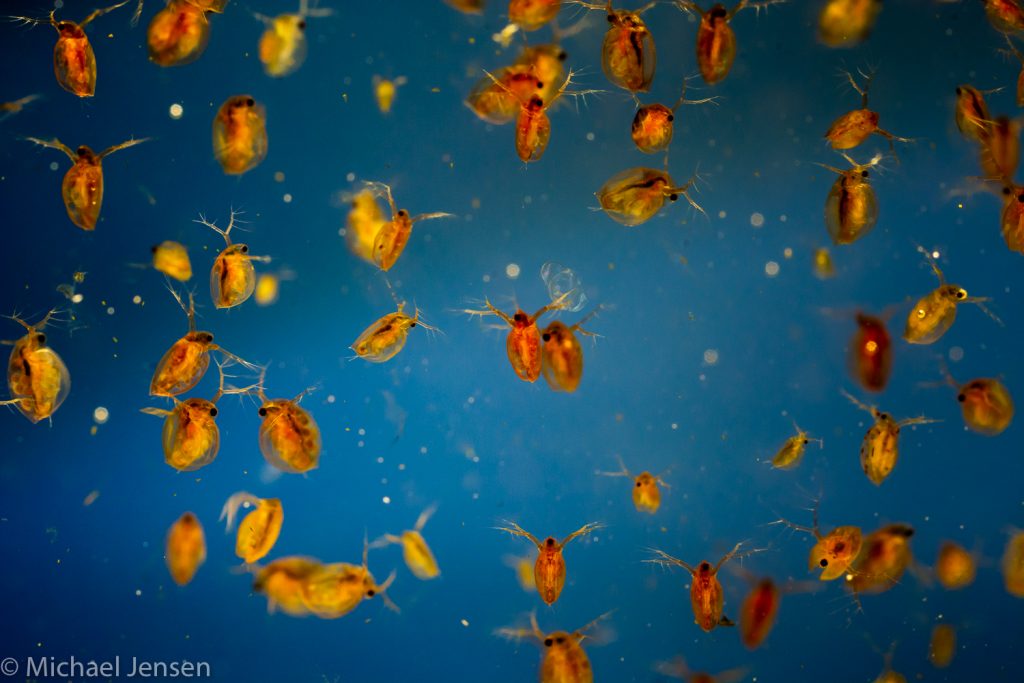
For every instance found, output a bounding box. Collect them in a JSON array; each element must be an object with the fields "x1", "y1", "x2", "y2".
[{"x1": 1, "y1": 0, "x2": 1022, "y2": 681}]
